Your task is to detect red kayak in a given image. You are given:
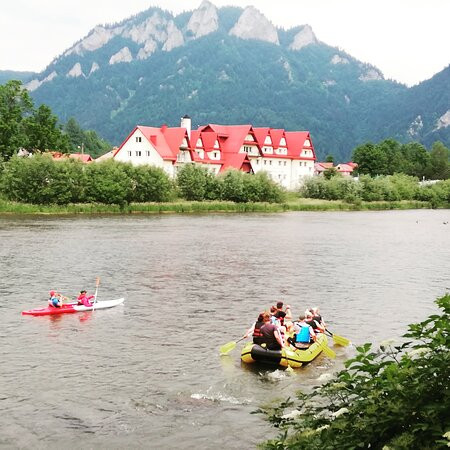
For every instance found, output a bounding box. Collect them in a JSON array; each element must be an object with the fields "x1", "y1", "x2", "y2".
[{"x1": 22, "y1": 298, "x2": 125, "y2": 316}]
